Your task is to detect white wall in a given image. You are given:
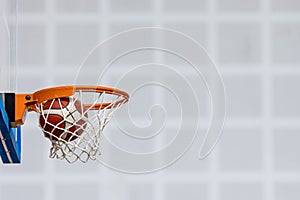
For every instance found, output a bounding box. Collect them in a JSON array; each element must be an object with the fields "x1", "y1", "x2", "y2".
[{"x1": 1, "y1": 0, "x2": 300, "y2": 200}]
